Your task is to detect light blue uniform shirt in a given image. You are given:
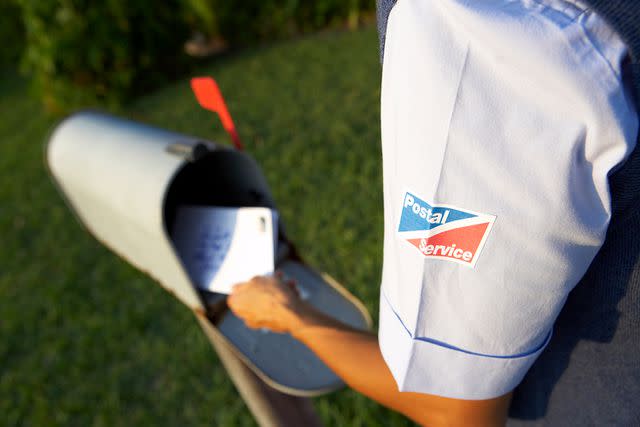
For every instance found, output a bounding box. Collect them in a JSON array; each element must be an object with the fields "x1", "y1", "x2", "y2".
[{"x1": 378, "y1": 0, "x2": 638, "y2": 399}]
